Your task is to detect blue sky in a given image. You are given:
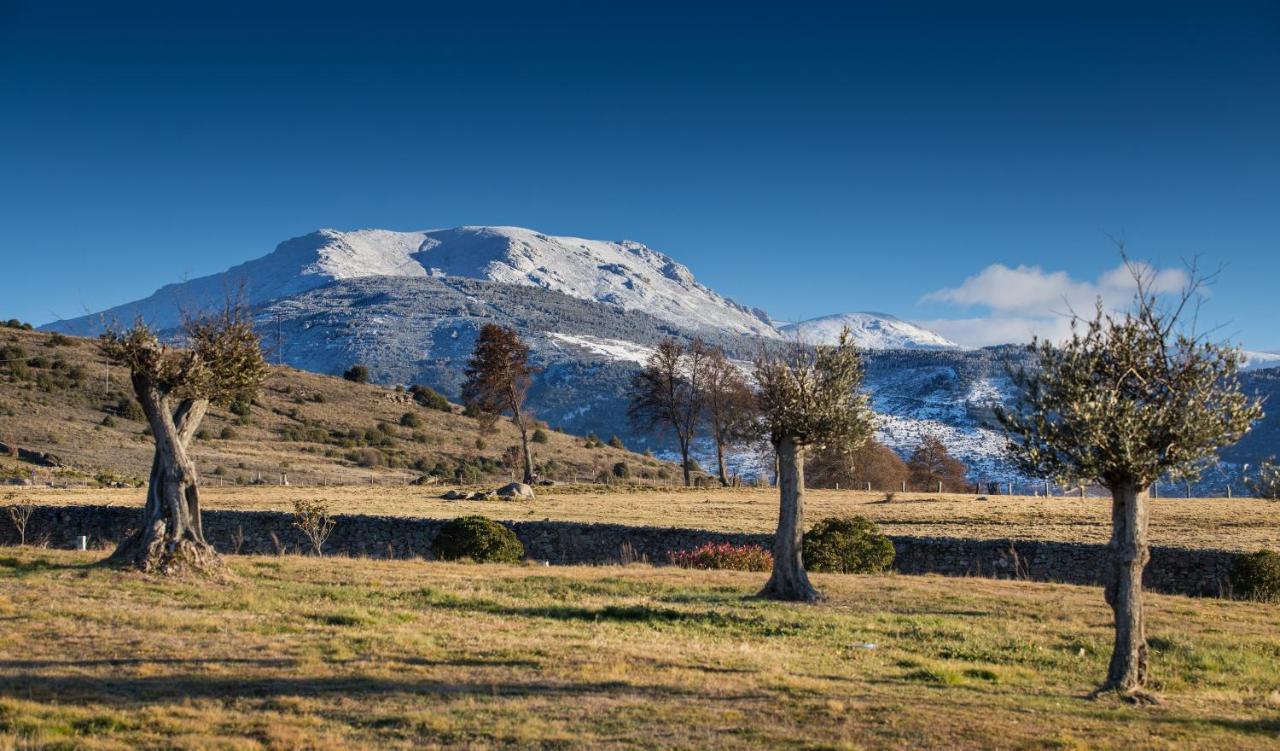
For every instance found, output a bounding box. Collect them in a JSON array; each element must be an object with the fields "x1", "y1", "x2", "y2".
[{"x1": 2, "y1": 1, "x2": 1277, "y2": 348}]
